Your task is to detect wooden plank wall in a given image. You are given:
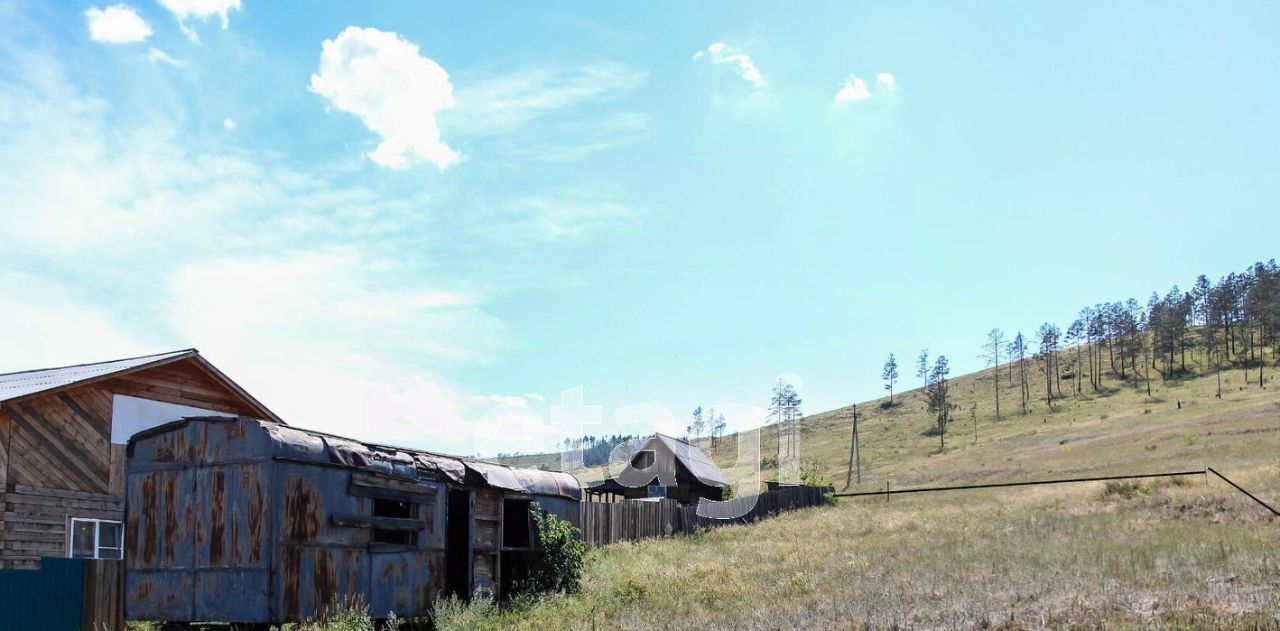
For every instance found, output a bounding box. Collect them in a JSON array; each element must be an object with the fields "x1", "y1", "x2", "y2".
[
  {"x1": 0, "y1": 357, "x2": 259, "y2": 569},
  {"x1": 0, "y1": 485, "x2": 124, "y2": 569},
  {"x1": 82, "y1": 558, "x2": 125, "y2": 631},
  {"x1": 3, "y1": 391, "x2": 115, "y2": 494},
  {"x1": 101, "y1": 359, "x2": 259, "y2": 418},
  {"x1": 472, "y1": 489, "x2": 502, "y2": 596},
  {"x1": 0, "y1": 408, "x2": 10, "y2": 489},
  {"x1": 1, "y1": 408, "x2": 9, "y2": 549},
  {"x1": 580, "y1": 485, "x2": 831, "y2": 547}
]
